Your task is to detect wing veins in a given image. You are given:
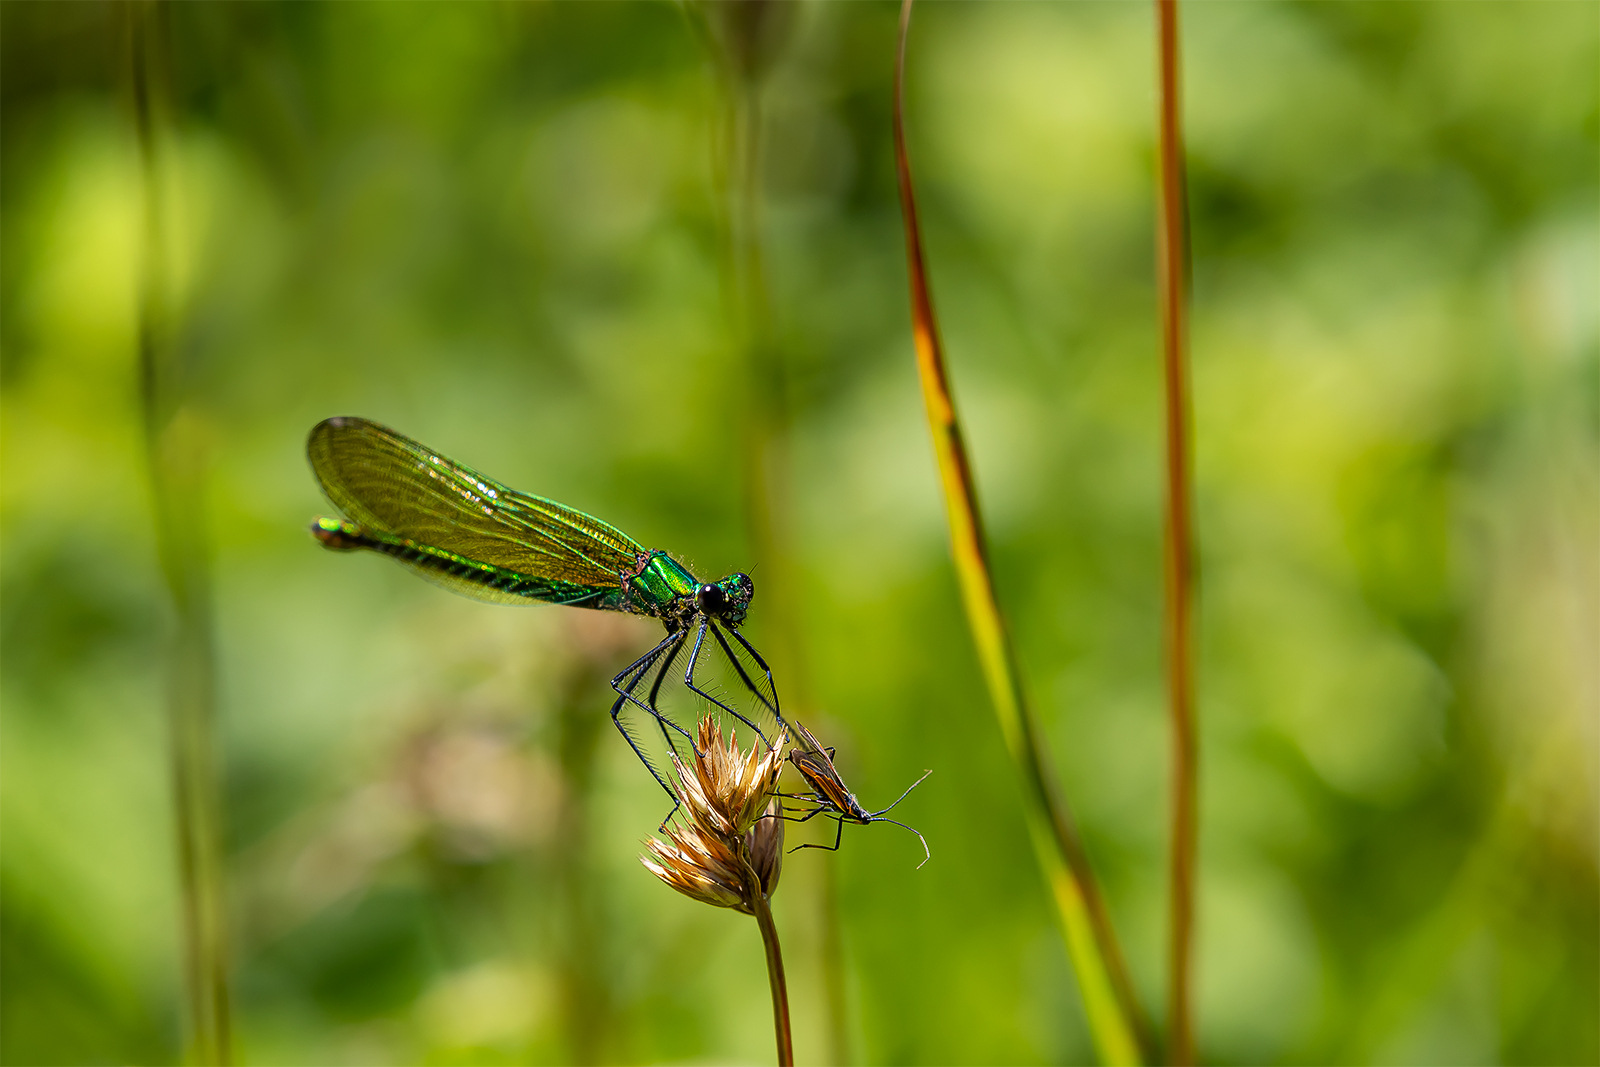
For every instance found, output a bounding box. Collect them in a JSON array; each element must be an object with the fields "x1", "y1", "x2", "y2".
[{"x1": 309, "y1": 418, "x2": 645, "y2": 589}]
